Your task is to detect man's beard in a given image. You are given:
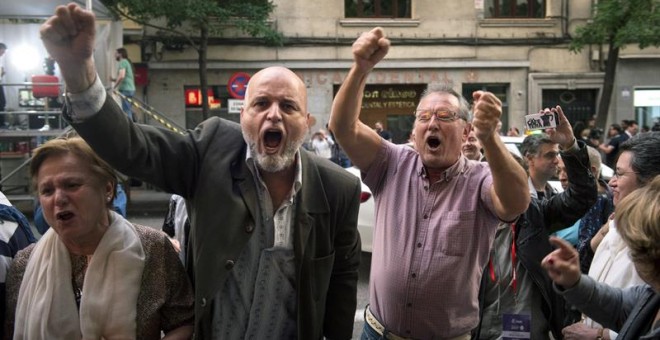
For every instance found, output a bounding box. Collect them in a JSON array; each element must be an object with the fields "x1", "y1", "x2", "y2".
[{"x1": 243, "y1": 130, "x2": 305, "y2": 173}]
